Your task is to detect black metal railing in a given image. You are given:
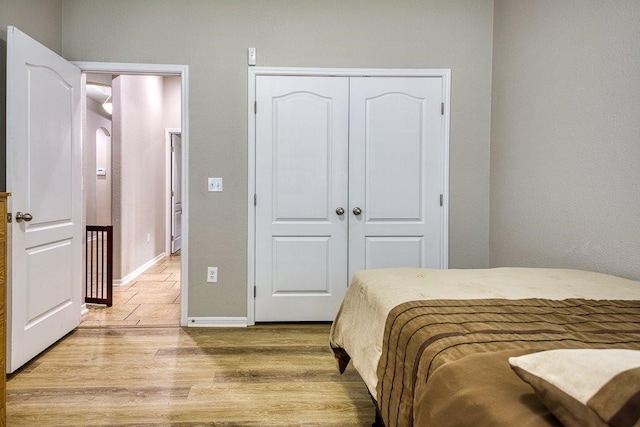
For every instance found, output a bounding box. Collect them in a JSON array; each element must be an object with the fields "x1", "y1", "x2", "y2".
[{"x1": 85, "y1": 225, "x2": 113, "y2": 307}]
